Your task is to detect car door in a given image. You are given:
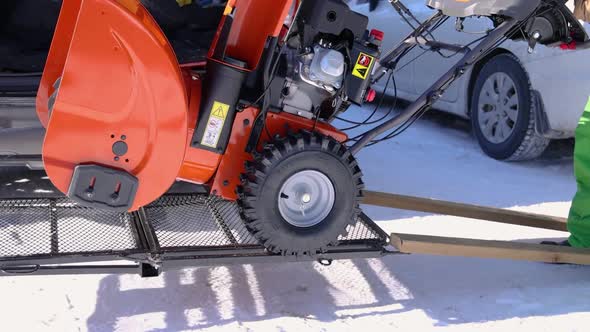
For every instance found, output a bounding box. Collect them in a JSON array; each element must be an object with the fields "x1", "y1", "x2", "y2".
[{"x1": 410, "y1": 4, "x2": 494, "y2": 108}]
